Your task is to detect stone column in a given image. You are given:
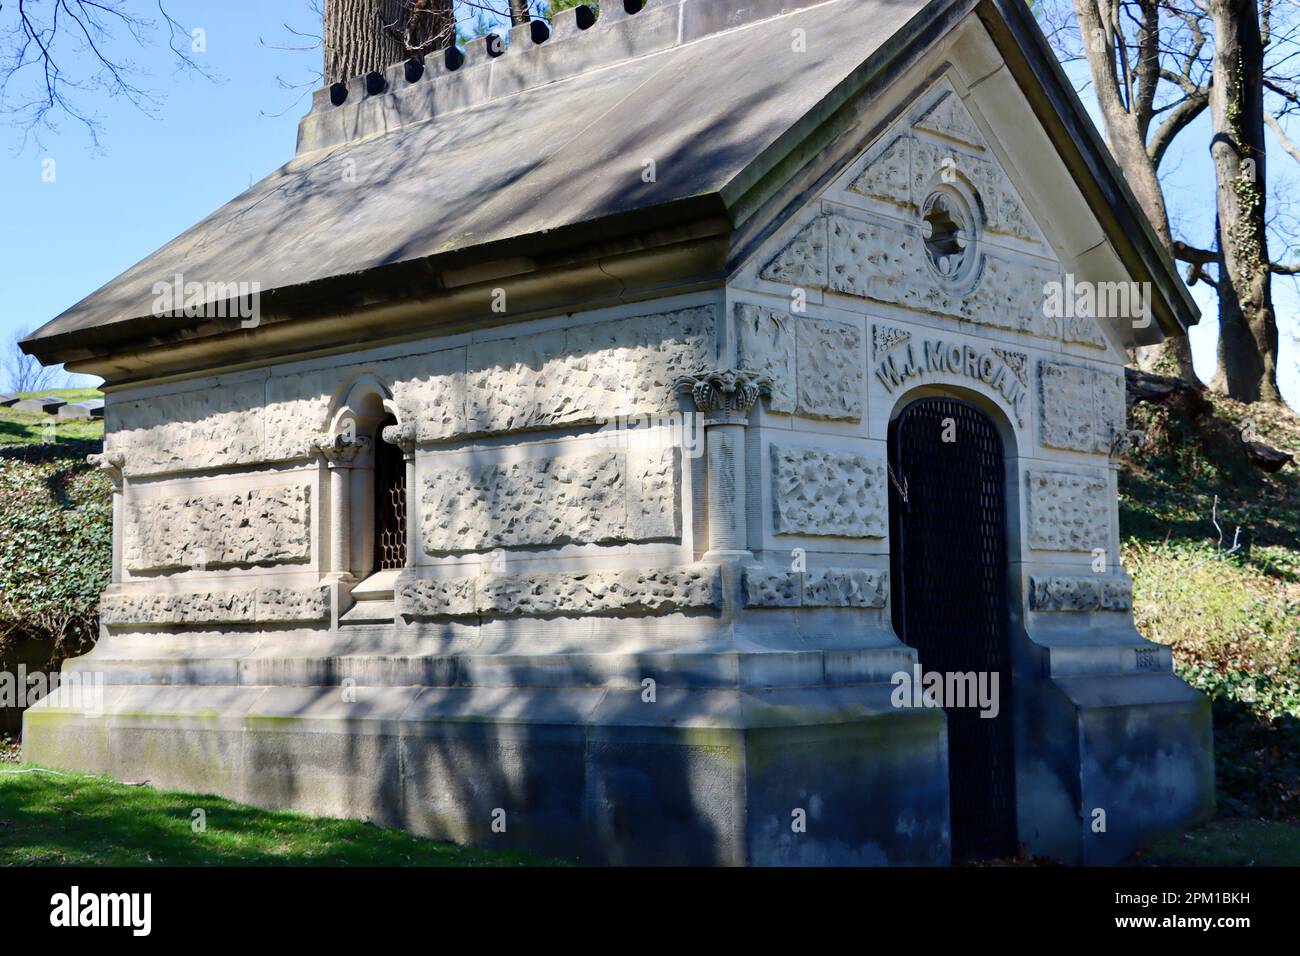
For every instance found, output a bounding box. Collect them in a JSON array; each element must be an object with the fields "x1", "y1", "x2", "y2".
[
  {"x1": 312, "y1": 433, "x2": 369, "y2": 579},
  {"x1": 381, "y1": 420, "x2": 418, "y2": 569},
  {"x1": 674, "y1": 369, "x2": 770, "y2": 559},
  {"x1": 88, "y1": 451, "x2": 126, "y2": 584}
]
